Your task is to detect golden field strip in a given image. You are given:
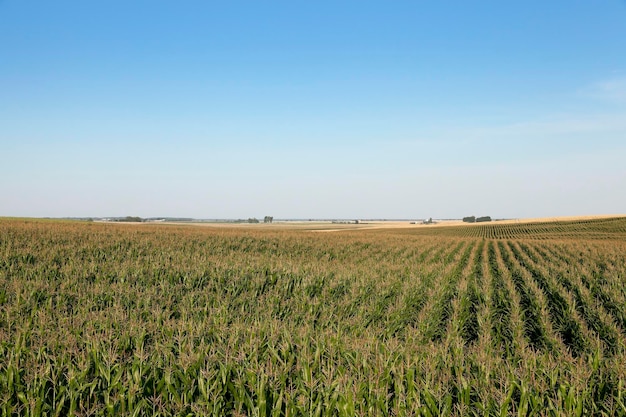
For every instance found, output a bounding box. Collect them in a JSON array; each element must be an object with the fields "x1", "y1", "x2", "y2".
[{"x1": 2, "y1": 217, "x2": 626, "y2": 416}]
